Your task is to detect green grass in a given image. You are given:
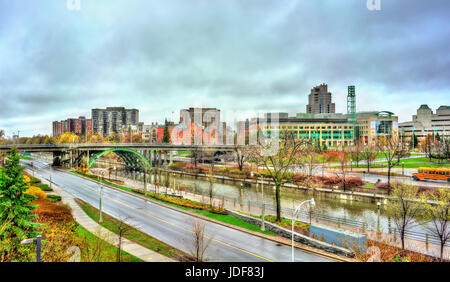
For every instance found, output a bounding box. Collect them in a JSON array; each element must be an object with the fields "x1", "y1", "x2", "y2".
[
  {"x1": 191, "y1": 209, "x2": 276, "y2": 236},
  {"x1": 46, "y1": 195, "x2": 61, "y2": 202},
  {"x1": 378, "y1": 157, "x2": 445, "y2": 164},
  {"x1": 75, "y1": 224, "x2": 143, "y2": 262},
  {"x1": 236, "y1": 210, "x2": 310, "y2": 233},
  {"x1": 36, "y1": 183, "x2": 53, "y2": 191},
  {"x1": 356, "y1": 163, "x2": 450, "y2": 169},
  {"x1": 76, "y1": 199, "x2": 191, "y2": 261},
  {"x1": 19, "y1": 155, "x2": 33, "y2": 160},
  {"x1": 363, "y1": 182, "x2": 375, "y2": 188},
  {"x1": 71, "y1": 170, "x2": 276, "y2": 237}
]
